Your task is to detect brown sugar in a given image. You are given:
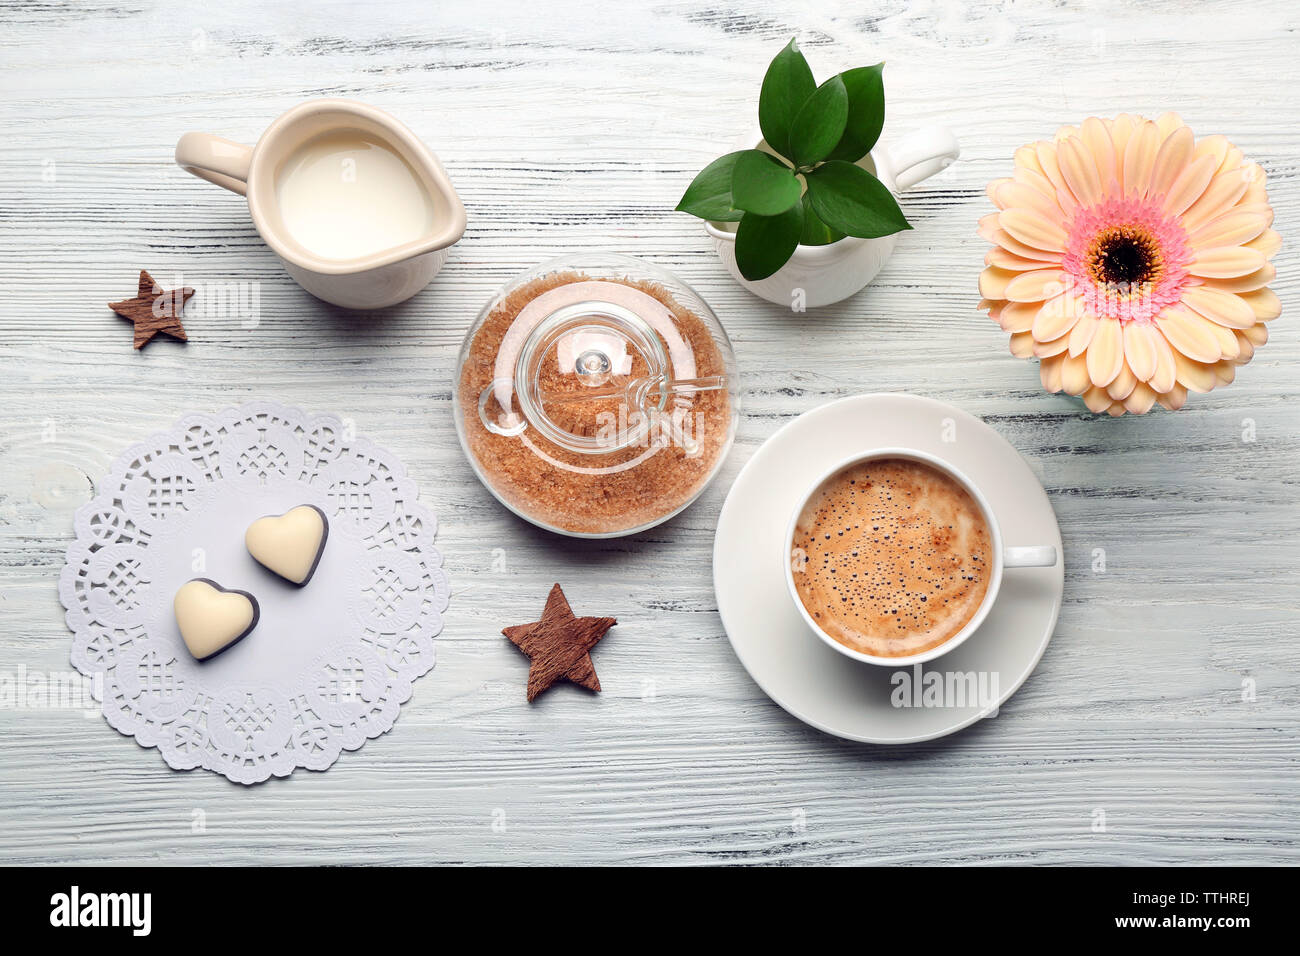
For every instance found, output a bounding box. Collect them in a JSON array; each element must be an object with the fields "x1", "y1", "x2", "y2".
[{"x1": 457, "y1": 271, "x2": 734, "y2": 535}]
